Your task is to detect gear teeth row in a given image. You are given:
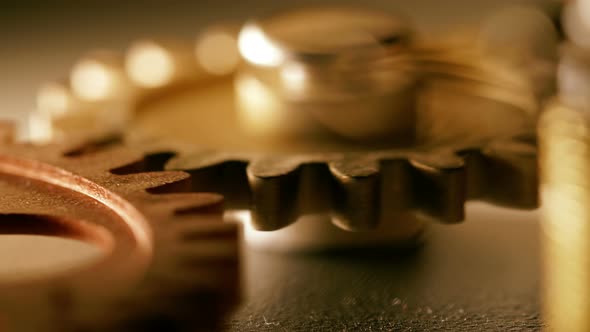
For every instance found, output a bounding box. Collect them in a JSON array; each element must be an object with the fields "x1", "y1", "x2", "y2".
[
  {"x1": 166, "y1": 134, "x2": 538, "y2": 231},
  {"x1": 88, "y1": 145, "x2": 239, "y2": 331}
]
